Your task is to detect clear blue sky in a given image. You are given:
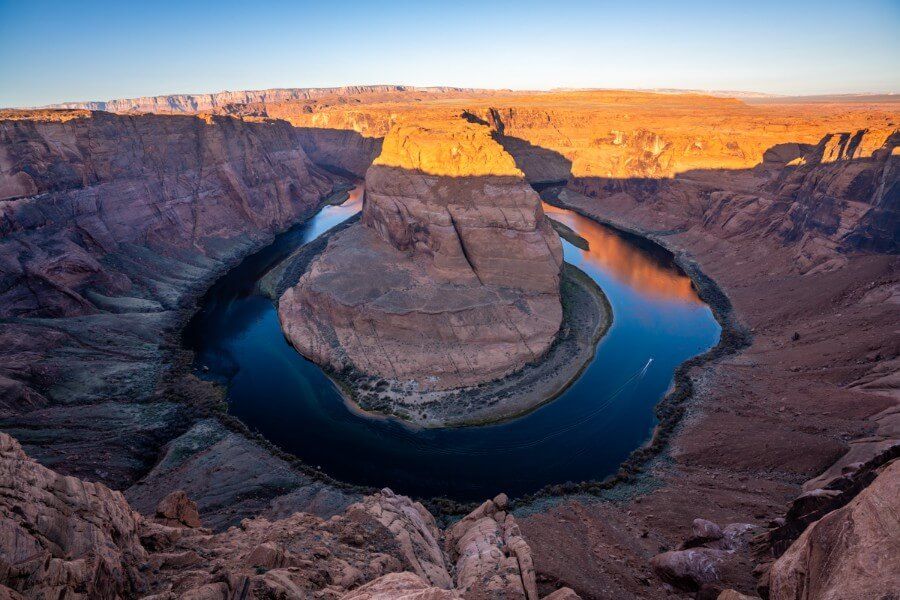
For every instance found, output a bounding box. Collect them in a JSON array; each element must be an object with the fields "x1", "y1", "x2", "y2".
[{"x1": 1, "y1": 0, "x2": 898, "y2": 107}]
